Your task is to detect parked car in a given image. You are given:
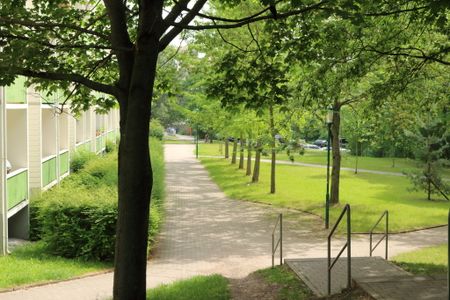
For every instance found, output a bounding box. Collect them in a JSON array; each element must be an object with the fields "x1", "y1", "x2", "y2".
[
  {"x1": 313, "y1": 139, "x2": 328, "y2": 147},
  {"x1": 303, "y1": 143, "x2": 320, "y2": 149}
]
